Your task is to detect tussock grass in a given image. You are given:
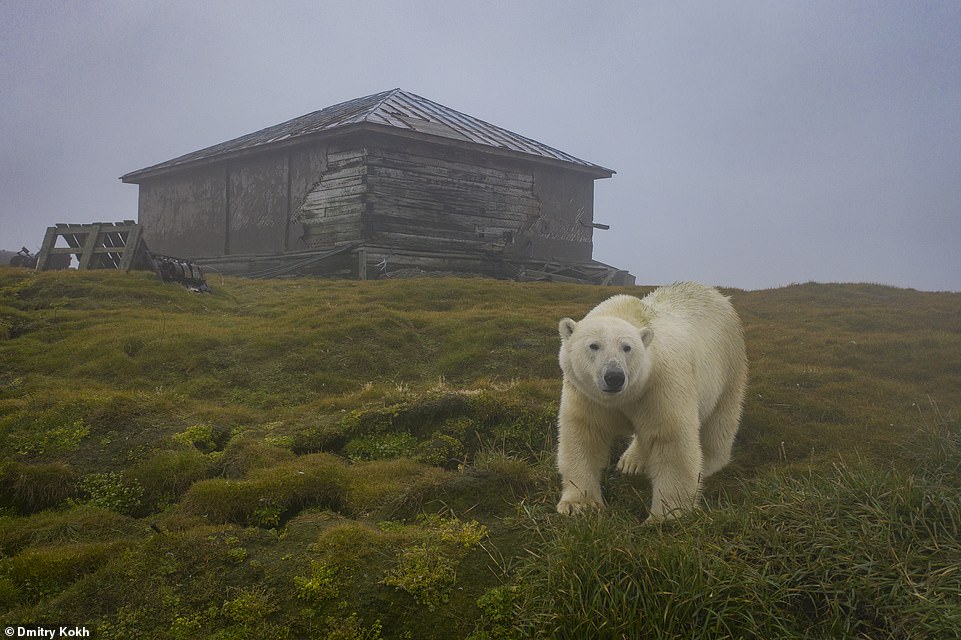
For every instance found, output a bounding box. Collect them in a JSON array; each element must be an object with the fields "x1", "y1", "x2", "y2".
[
  {"x1": 218, "y1": 433, "x2": 296, "y2": 478},
  {"x1": 0, "y1": 506, "x2": 140, "y2": 556},
  {"x1": 1, "y1": 269, "x2": 959, "y2": 637},
  {"x1": 344, "y1": 458, "x2": 451, "y2": 517},
  {"x1": 180, "y1": 453, "x2": 349, "y2": 527},
  {"x1": 124, "y1": 448, "x2": 212, "y2": 512},
  {"x1": 0, "y1": 461, "x2": 77, "y2": 514},
  {"x1": 513, "y1": 457, "x2": 961, "y2": 639},
  {"x1": 1, "y1": 541, "x2": 124, "y2": 606}
]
